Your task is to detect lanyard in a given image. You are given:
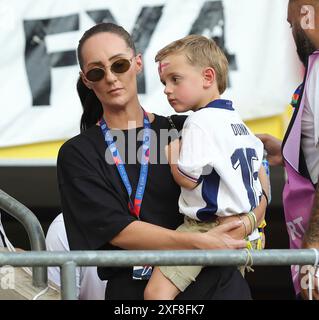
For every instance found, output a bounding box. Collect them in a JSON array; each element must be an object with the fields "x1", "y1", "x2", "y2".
[{"x1": 99, "y1": 110, "x2": 151, "y2": 219}]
